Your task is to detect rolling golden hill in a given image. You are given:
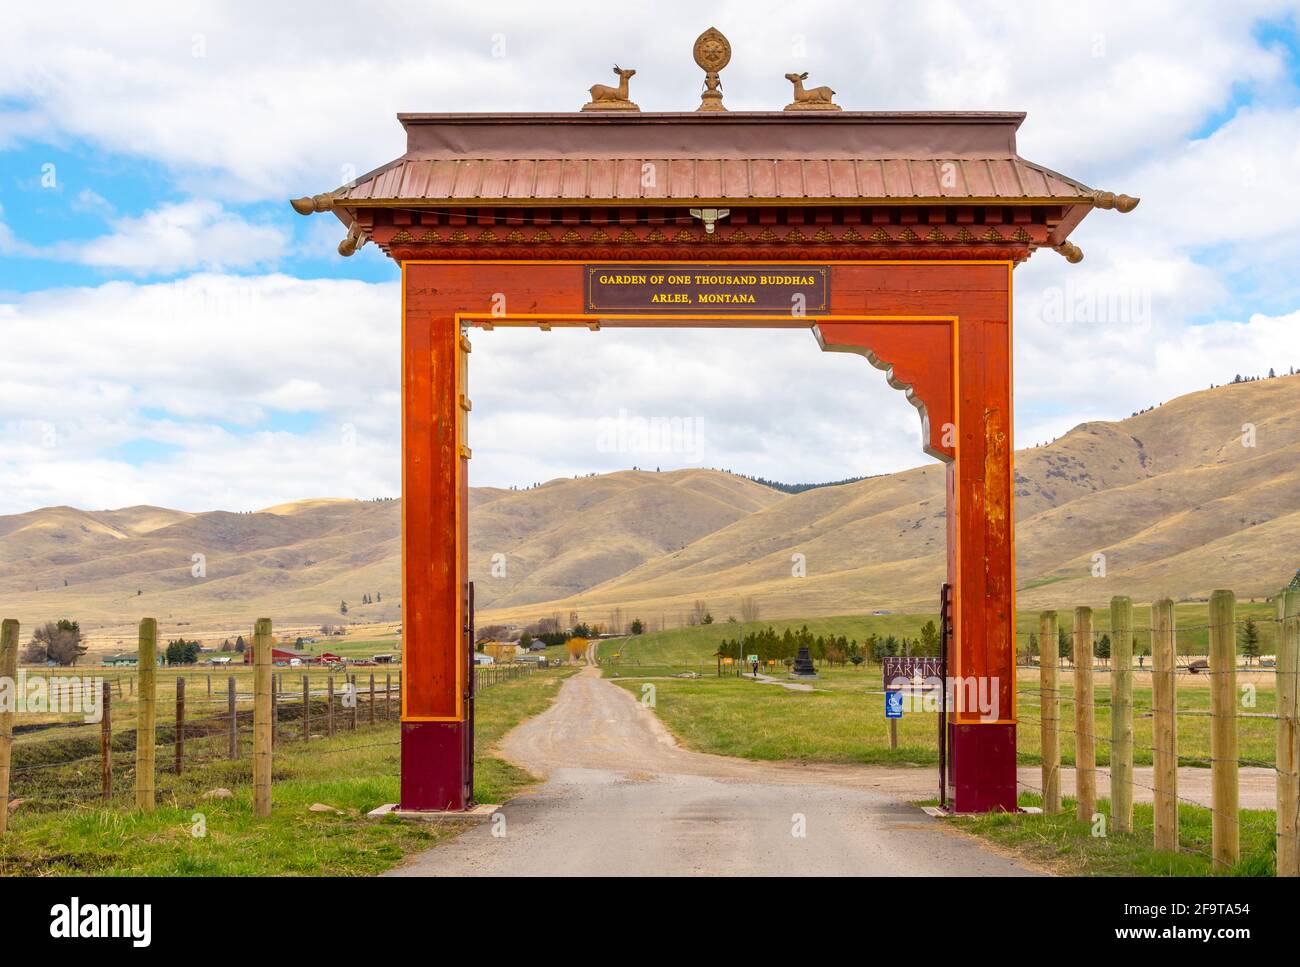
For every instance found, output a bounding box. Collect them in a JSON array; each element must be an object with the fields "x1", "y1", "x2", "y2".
[
  {"x1": 479, "y1": 374, "x2": 1300, "y2": 626},
  {"x1": 2, "y1": 376, "x2": 1297, "y2": 645}
]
